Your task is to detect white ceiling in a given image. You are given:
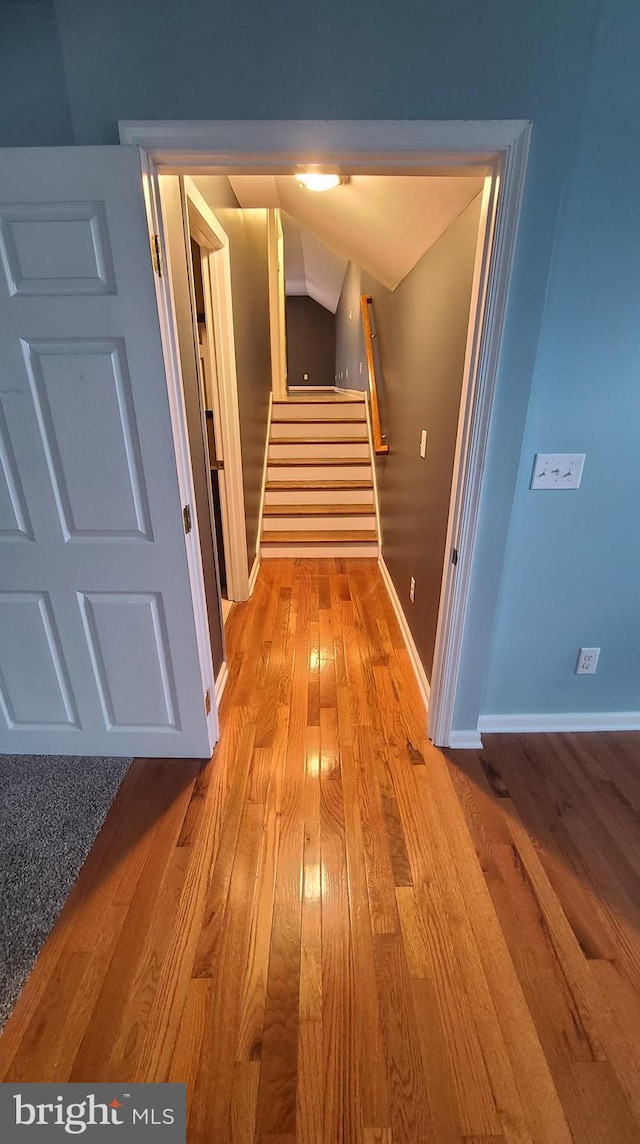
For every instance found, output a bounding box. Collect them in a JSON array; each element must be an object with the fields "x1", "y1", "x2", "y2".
[
  {"x1": 280, "y1": 213, "x2": 348, "y2": 313},
  {"x1": 228, "y1": 173, "x2": 484, "y2": 308}
]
